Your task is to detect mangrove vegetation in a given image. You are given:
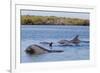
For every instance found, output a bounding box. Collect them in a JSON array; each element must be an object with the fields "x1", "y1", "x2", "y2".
[{"x1": 21, "y1": 15, "x2": 89, "y2": 26}]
